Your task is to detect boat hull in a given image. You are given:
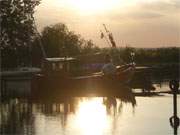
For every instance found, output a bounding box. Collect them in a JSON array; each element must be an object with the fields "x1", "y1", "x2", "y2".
[{"x1": 31, "y1": 66, "x2": 135, "y2": 98}]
